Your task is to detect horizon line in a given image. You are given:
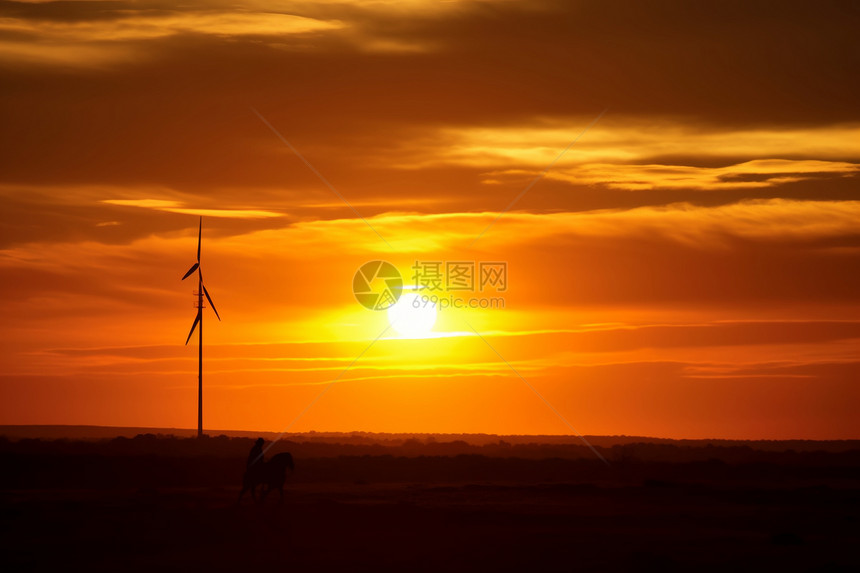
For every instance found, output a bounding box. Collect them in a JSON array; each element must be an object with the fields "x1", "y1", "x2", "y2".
[{"x1": 1, "y1": 424, "x2": 858, "y2": 443}]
